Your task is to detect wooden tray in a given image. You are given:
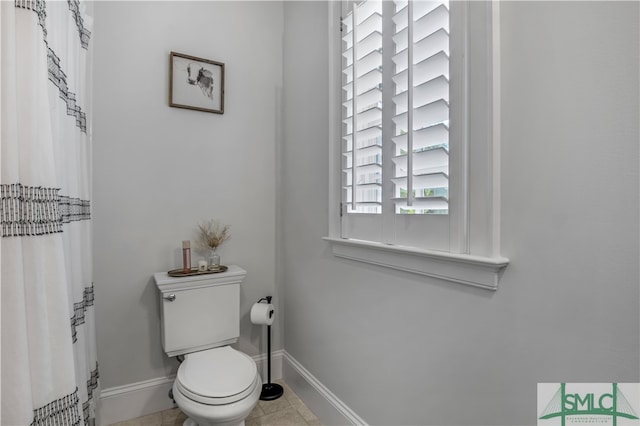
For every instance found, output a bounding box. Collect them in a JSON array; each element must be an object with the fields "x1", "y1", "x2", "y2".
[{"x1": 167, "y1": 265, "x2": 228, "y2": 277}]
